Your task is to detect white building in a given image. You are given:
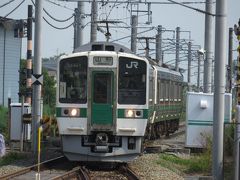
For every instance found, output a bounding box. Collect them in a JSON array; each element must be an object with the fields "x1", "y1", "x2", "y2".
[{"x1": 0, "y1": 17, "x2": 21, "y2": 106}]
